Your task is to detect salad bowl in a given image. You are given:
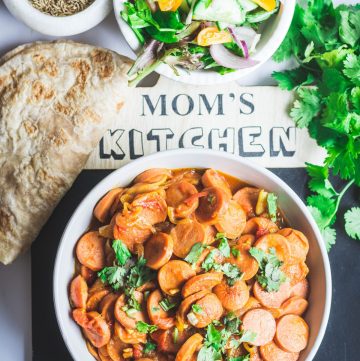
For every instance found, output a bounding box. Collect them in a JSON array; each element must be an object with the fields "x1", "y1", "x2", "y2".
[
  {"x1": 113, "y1": 0, "x2": 296, "y2": 84},
  {"x1": 54, "y1": 149, "x2": 331, "y2": 361}
]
